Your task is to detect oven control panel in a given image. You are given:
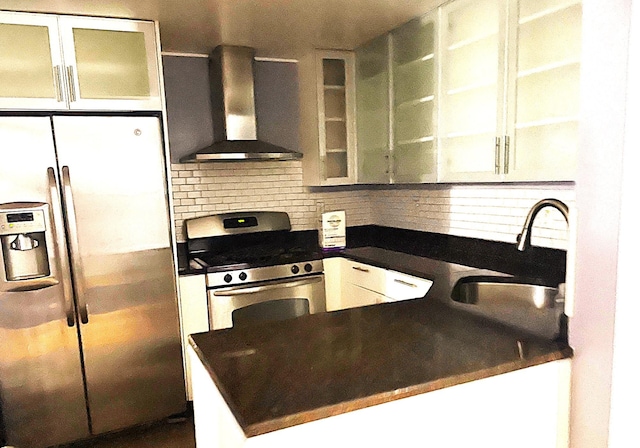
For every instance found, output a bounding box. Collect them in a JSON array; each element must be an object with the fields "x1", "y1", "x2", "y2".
[
  {"x1": 207, "y1": 259, "x2": 324, "y2": 288},
  {"x1": 290, "y1": 263, "x2": 314, "y2": 274}
]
